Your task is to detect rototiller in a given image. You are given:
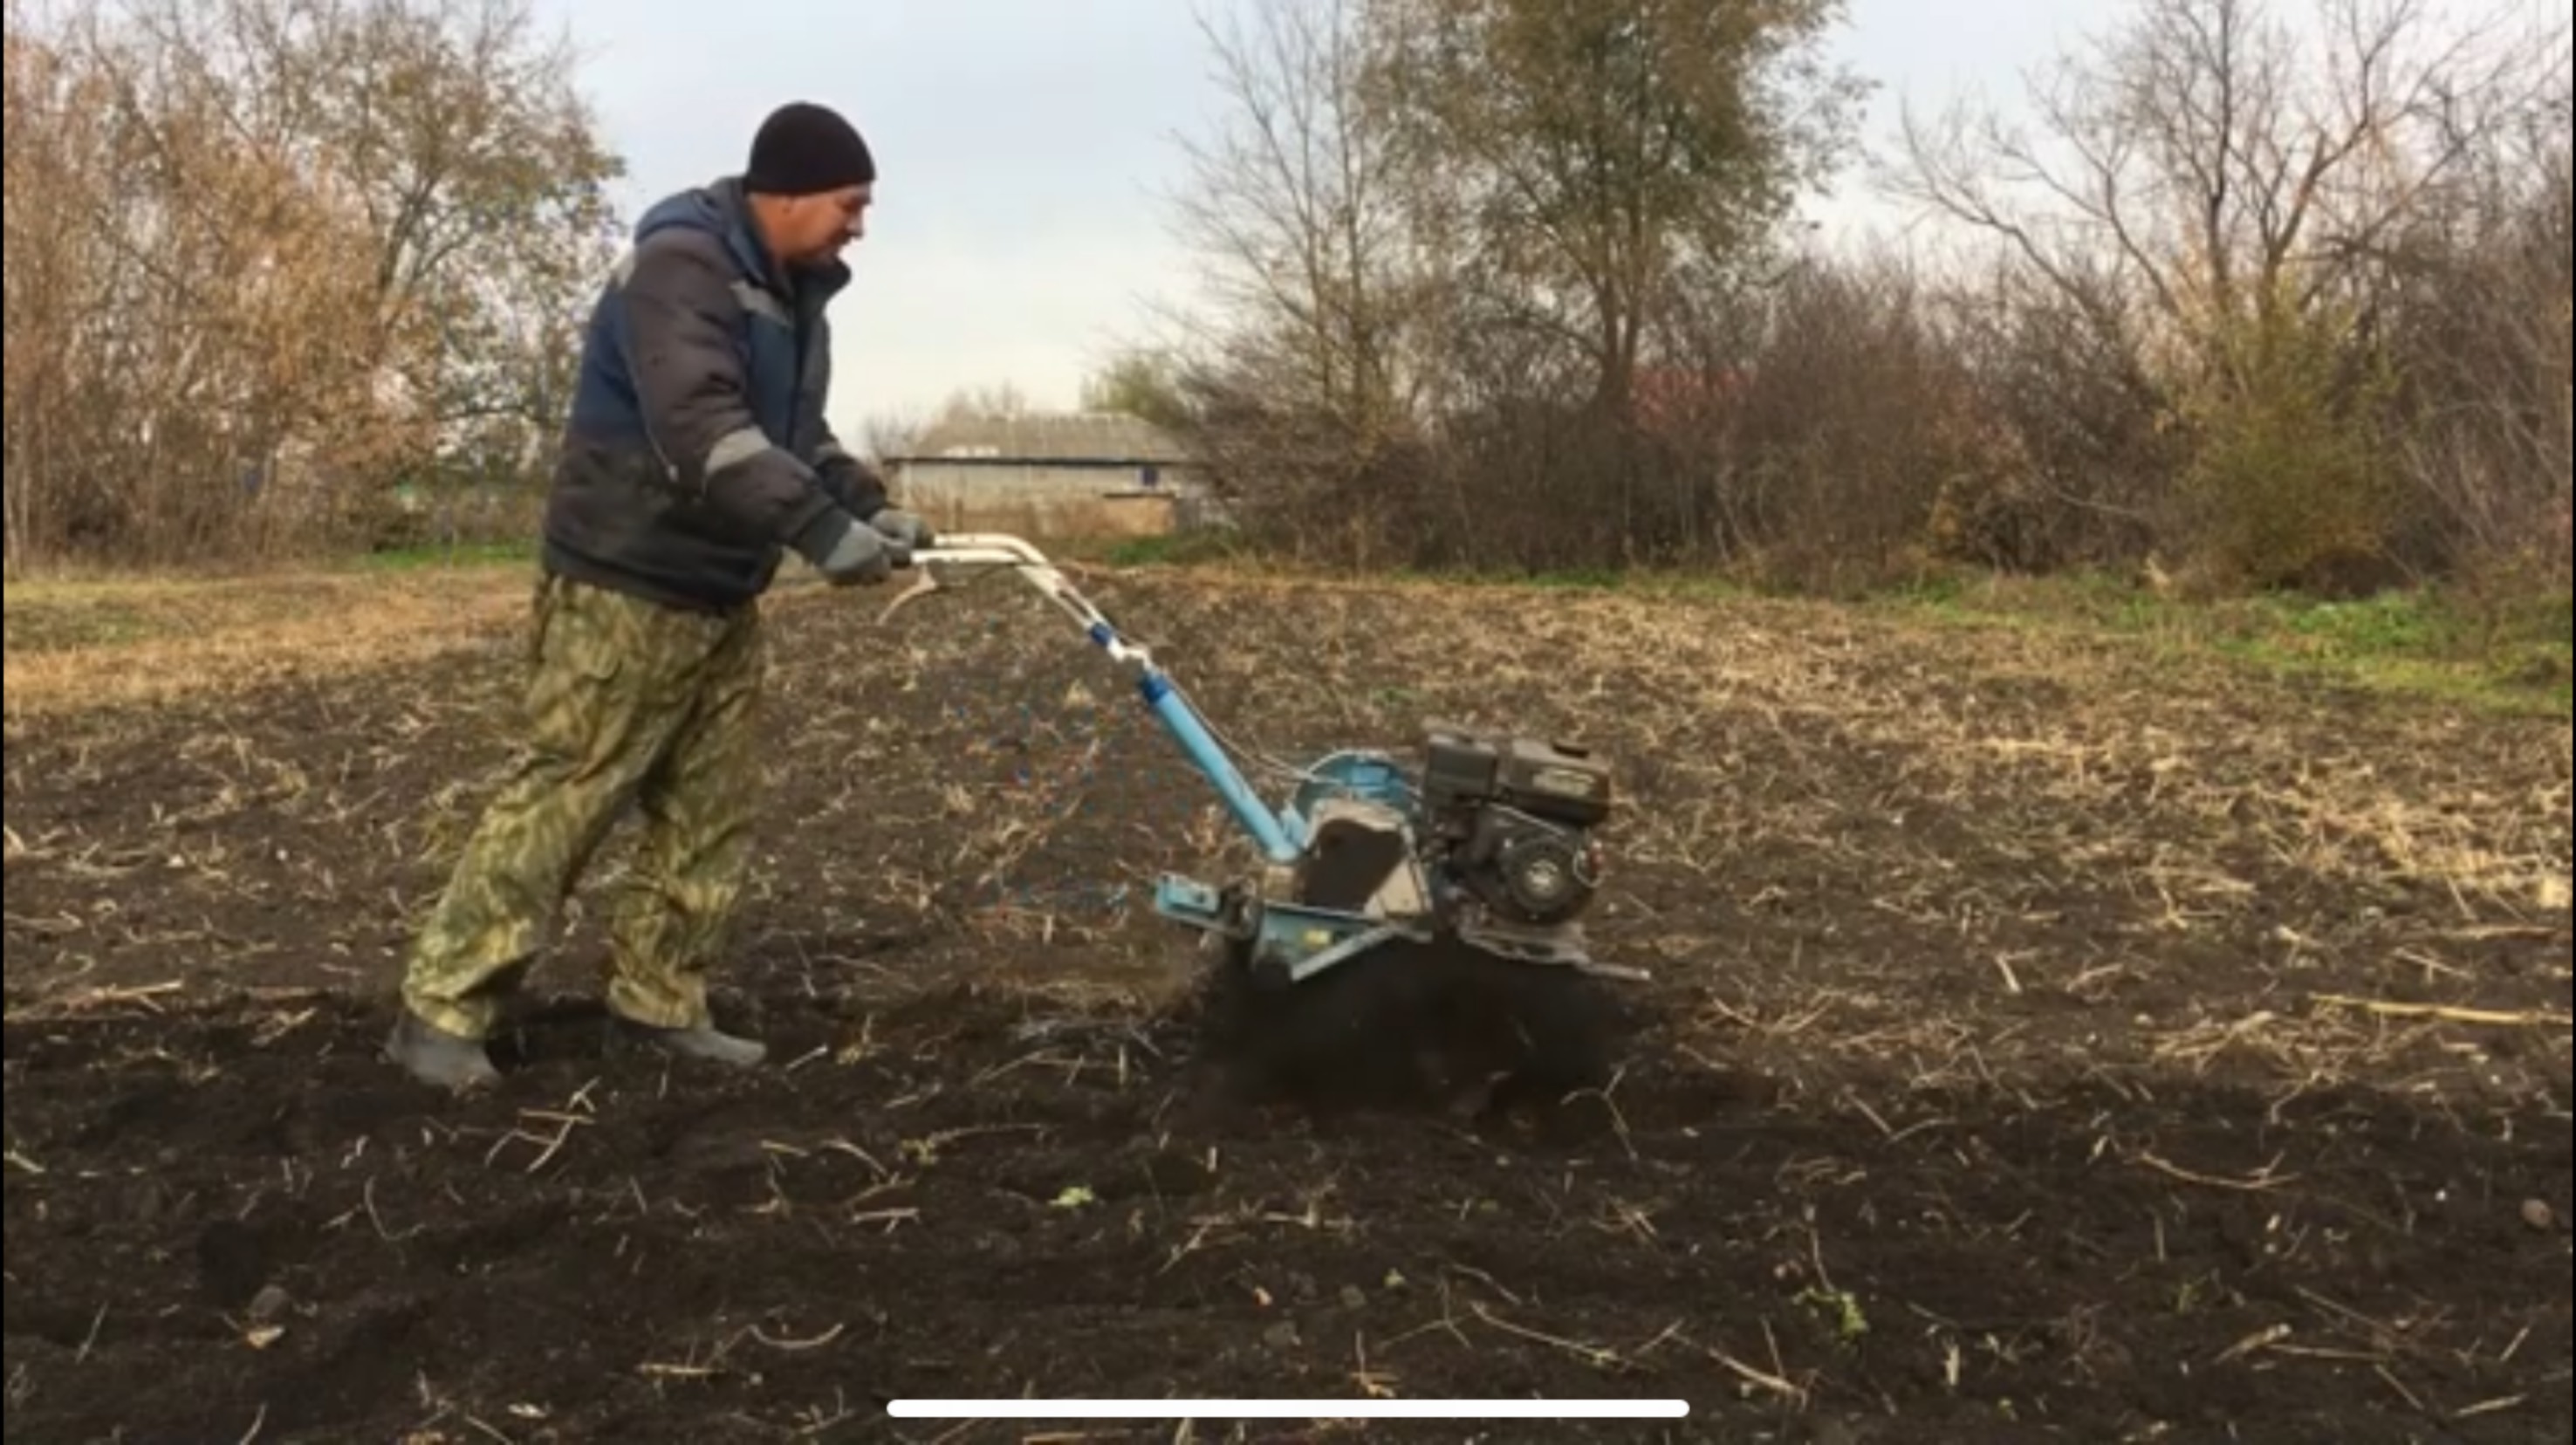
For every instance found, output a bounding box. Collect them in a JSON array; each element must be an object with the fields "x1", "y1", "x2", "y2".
[{"x1": 877, "y1": 534, "x2": 1645, "y2": 990}]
